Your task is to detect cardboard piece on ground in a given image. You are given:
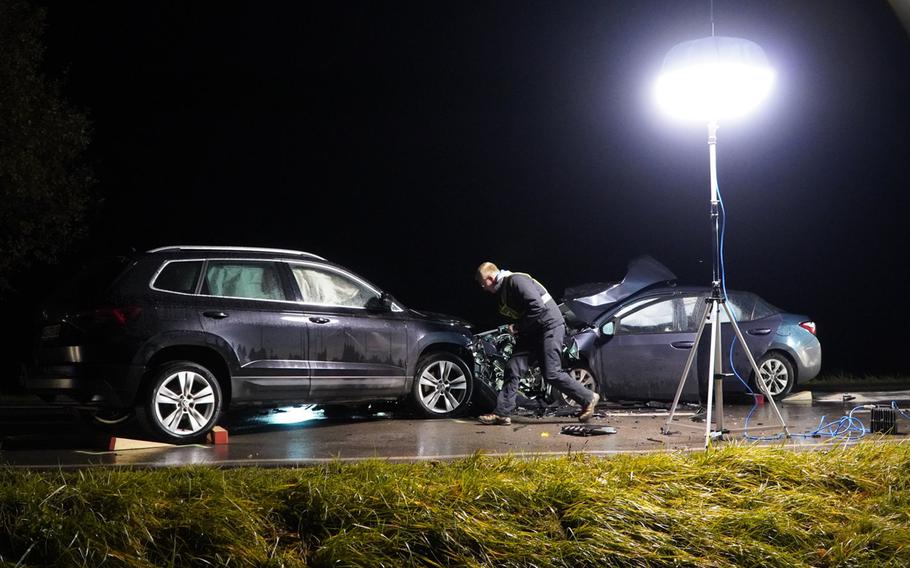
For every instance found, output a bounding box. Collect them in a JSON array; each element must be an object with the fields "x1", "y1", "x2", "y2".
[
  {"x1": 781, "y1": 391, "x2": 813, "y2": 404},
  {"x1": 108, "y1": 437, "x2": 176, "y2": 451},
  {"x1": 208, "y1": 426, "x2": 229, "y2": 445}
]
